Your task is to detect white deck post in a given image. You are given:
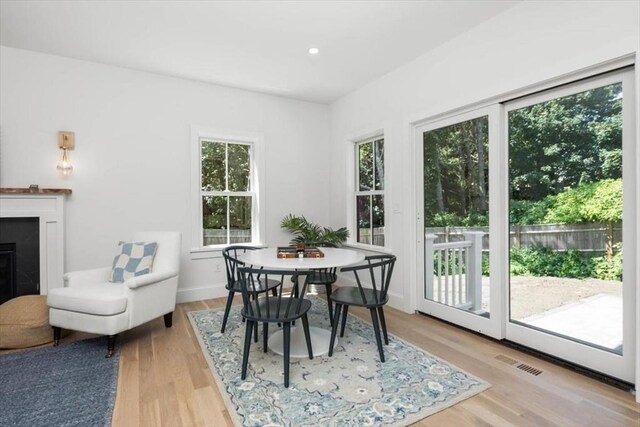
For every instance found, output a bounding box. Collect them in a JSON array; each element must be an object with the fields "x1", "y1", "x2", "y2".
[
  {"x1": 424, "y1": 233, "x2": 437, "y2": 301},
  {"x1": 463, "y1": 231, "x2": 484, "y2": 312}
]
